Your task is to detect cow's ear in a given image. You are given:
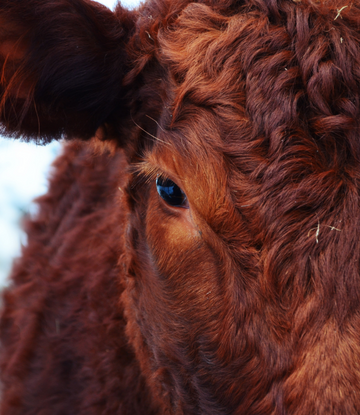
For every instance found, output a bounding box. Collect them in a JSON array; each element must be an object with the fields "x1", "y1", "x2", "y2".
[{"x1": 0, "y1": 0, "x2": 136, "y2": 143}]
